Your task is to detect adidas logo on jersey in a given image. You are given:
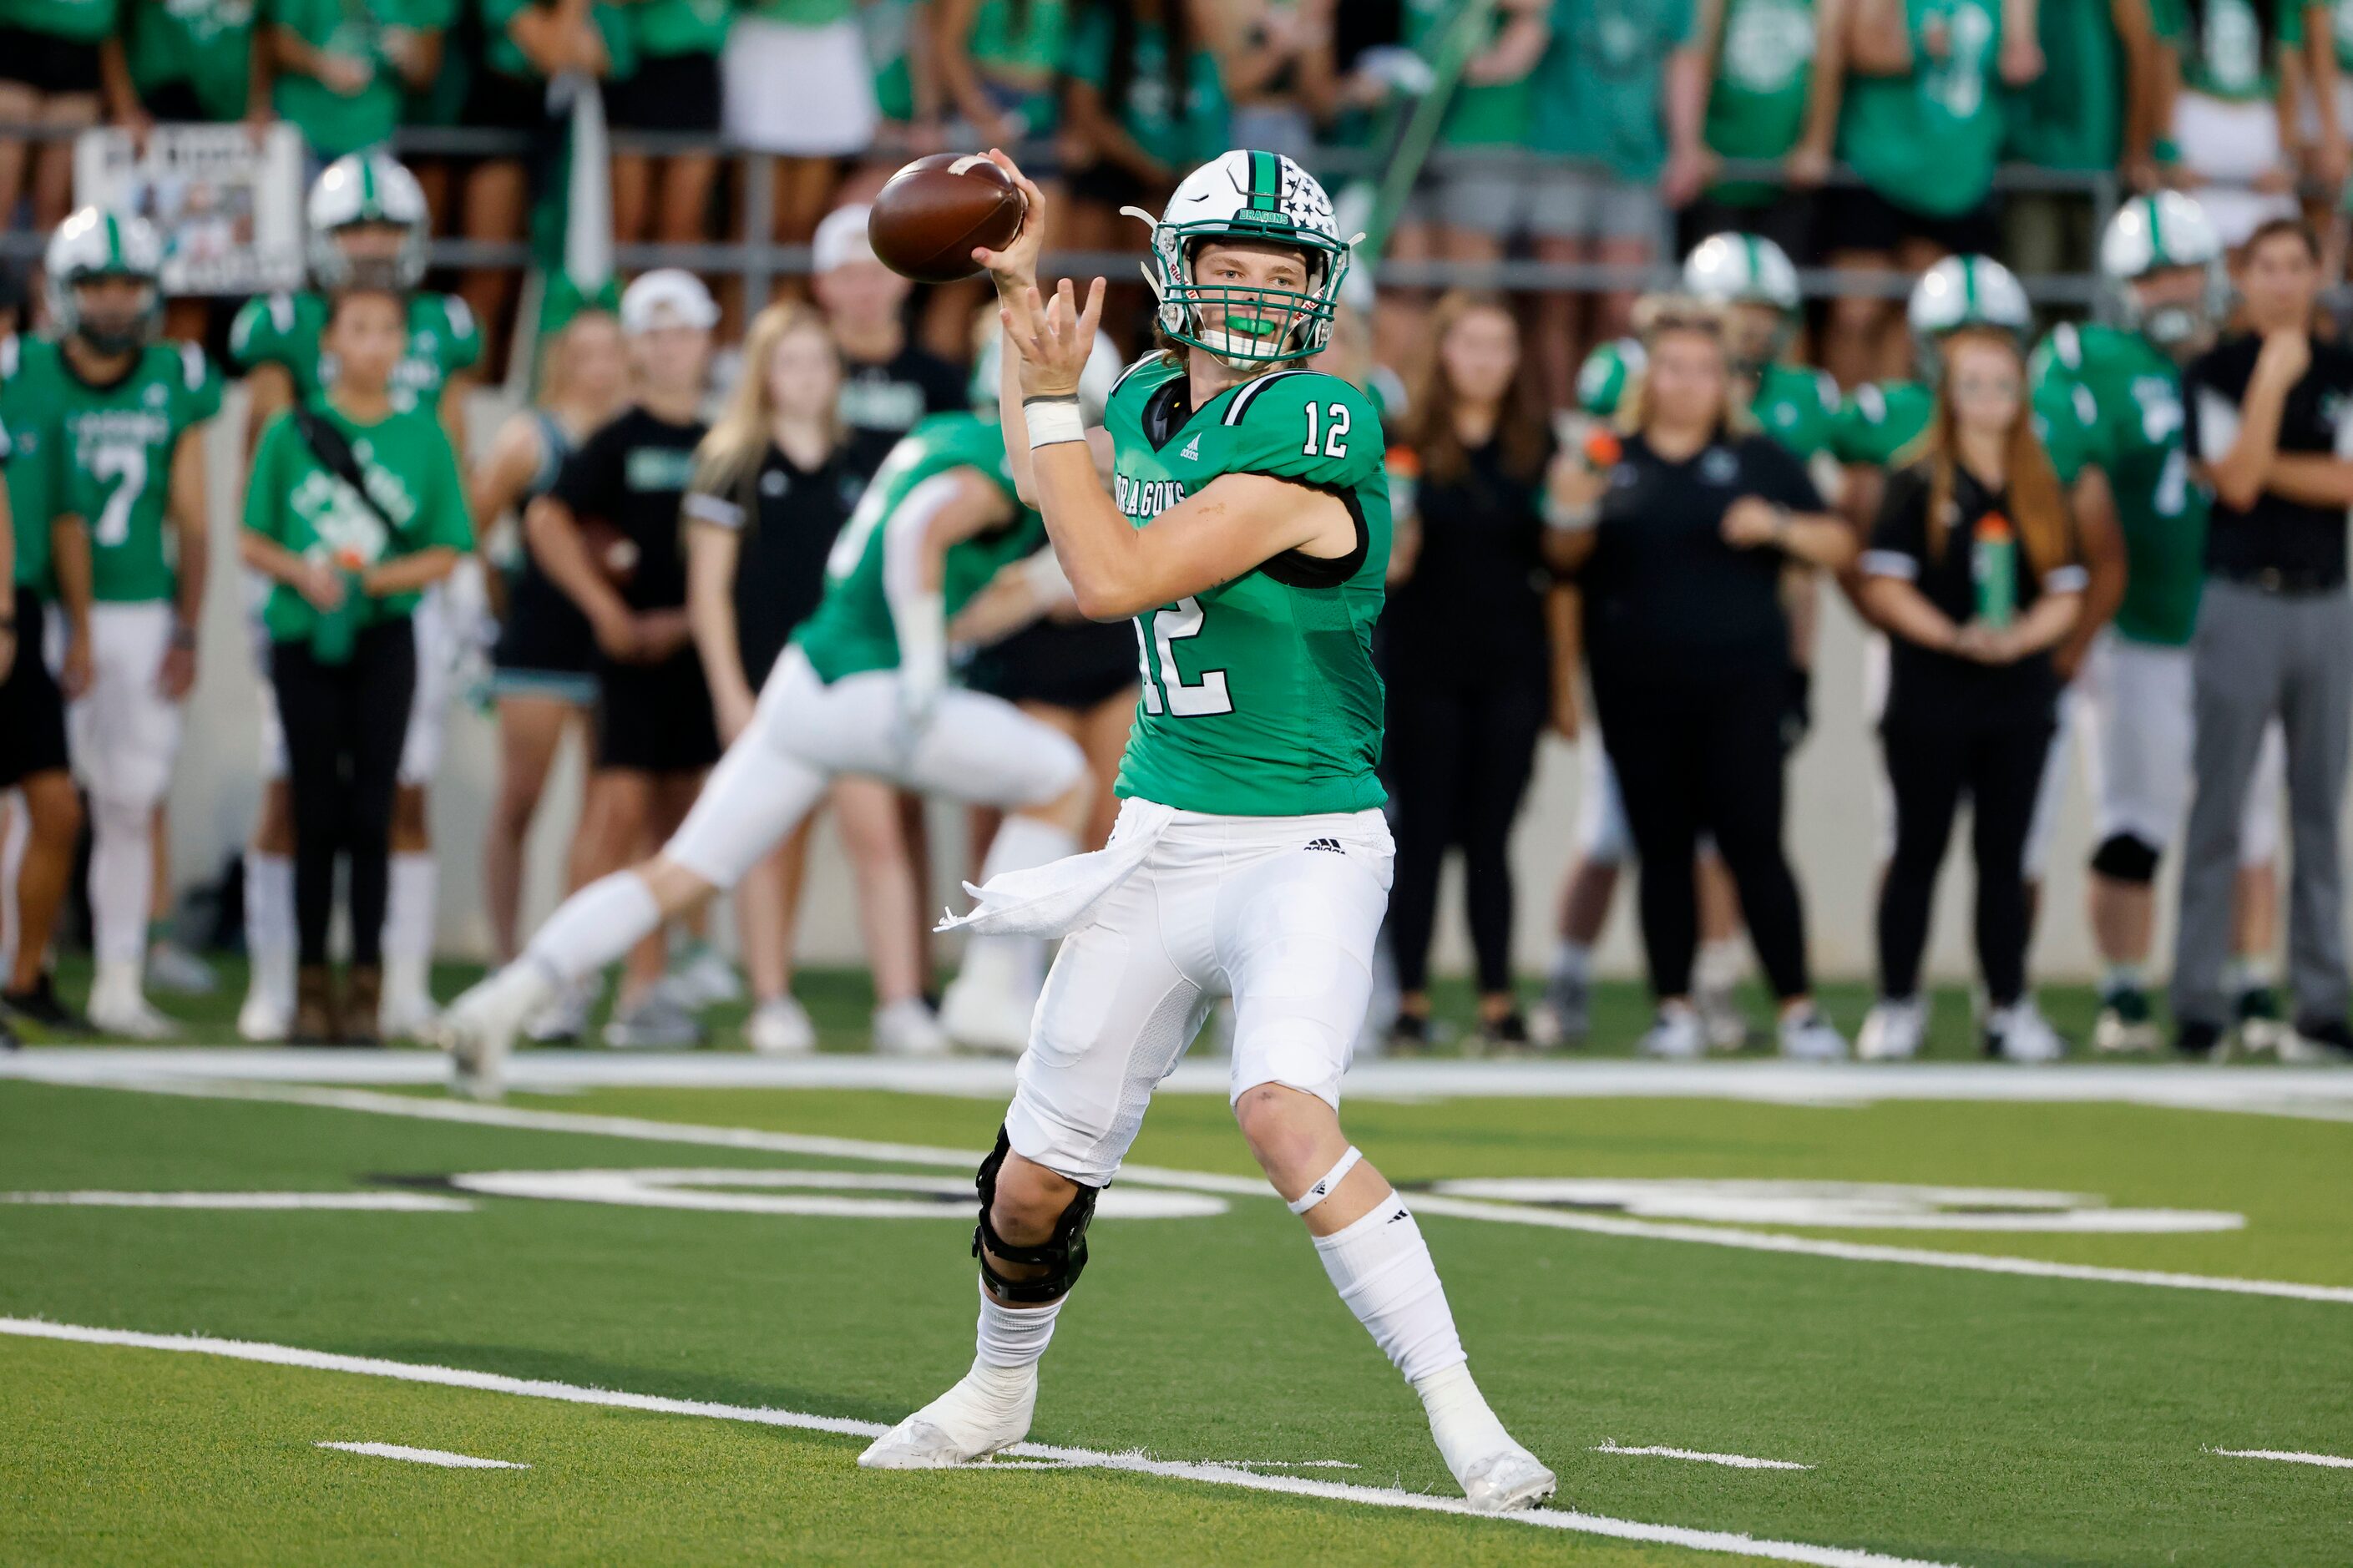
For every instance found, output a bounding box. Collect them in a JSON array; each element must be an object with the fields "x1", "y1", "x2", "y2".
[
  {"x1": 1303, "y1": 837, "x2": 1343, "y2": 853},
  {"x1": 1179, "y1": 432, "x2": 1201, "y2": 461}
]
